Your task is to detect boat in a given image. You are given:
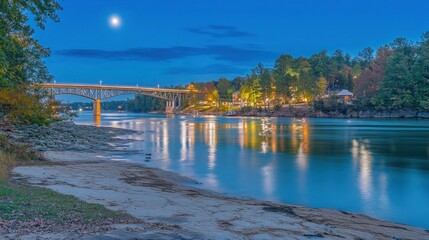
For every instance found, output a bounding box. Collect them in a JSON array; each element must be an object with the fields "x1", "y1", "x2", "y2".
[{"x1": 226, "y1": 110, "x2": 237, "y2": 116}]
